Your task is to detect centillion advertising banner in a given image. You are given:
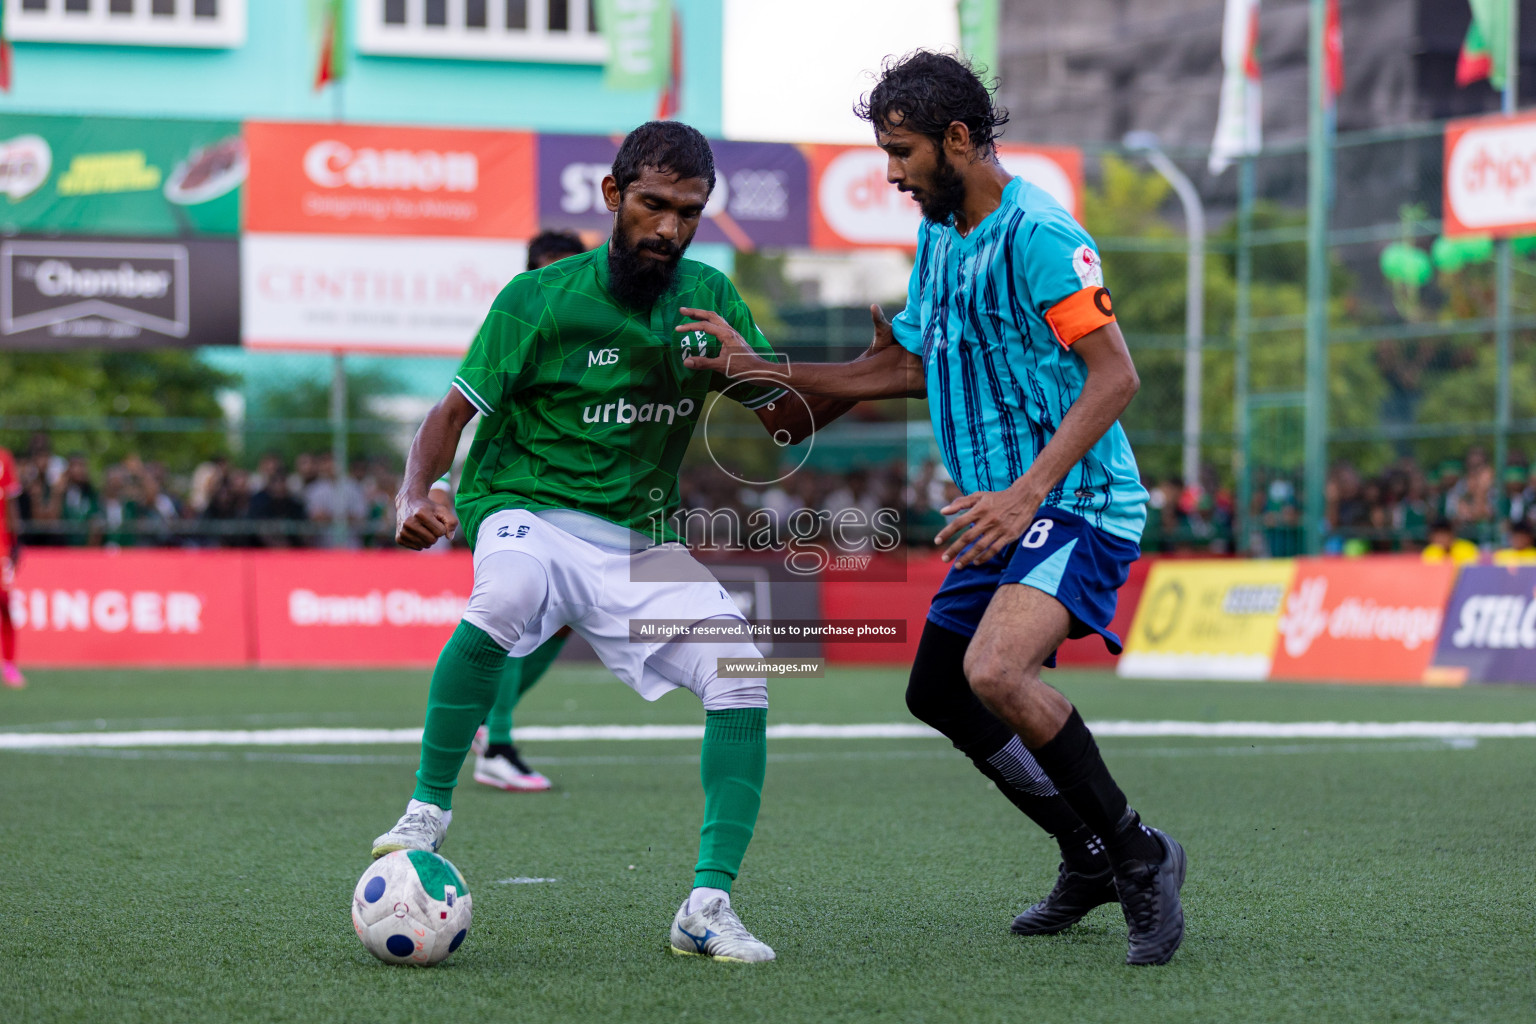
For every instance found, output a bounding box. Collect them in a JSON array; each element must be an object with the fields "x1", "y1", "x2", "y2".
[
  {"x1": 1118, "y1": 559, "x2": 1296, "y2": 681},
  {"x1": 0, "y1": 114, "x2": 244, "y2": 237}
]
